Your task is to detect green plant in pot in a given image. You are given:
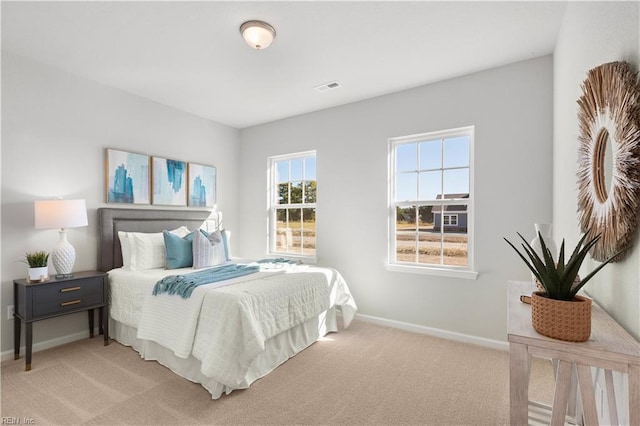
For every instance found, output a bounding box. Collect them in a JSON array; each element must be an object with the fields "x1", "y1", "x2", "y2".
[
  {"x1": 504, "y1": 230, "x2": 621, "y2": 342},
  {"x1": 23, "y1": 251, "x2": 50, "y2": 282}
]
